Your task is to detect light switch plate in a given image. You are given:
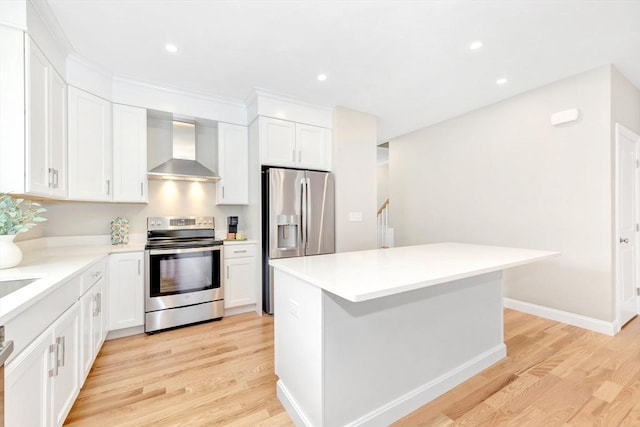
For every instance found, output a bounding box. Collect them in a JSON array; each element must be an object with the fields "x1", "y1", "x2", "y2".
[{"x1": 349, "y1": 212, "x2": 363, "y2": 222}]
